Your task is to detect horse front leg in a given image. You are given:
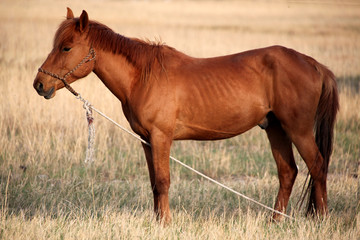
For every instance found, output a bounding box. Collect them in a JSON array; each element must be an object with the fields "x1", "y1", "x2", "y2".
[
  {"x1": 141, "y1": 143, "x2": 159, "y2": 214},
  {"x1": 142, "y1": 130, "x2": 172, "y2": 224}
]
